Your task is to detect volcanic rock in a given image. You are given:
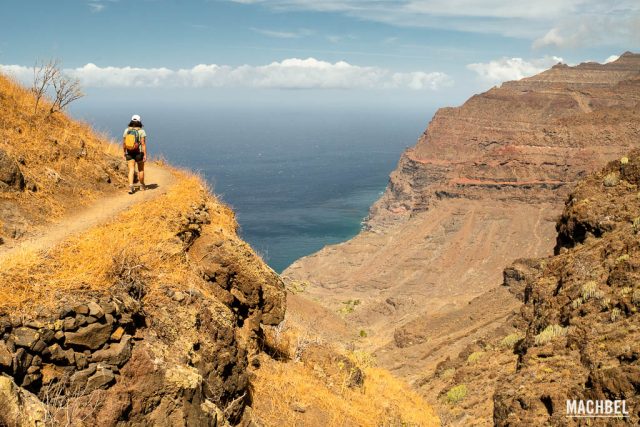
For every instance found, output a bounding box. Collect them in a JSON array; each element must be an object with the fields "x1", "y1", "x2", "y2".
[{"x1": 64, "y1": 322, "x2": 113, "y2": 350}]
